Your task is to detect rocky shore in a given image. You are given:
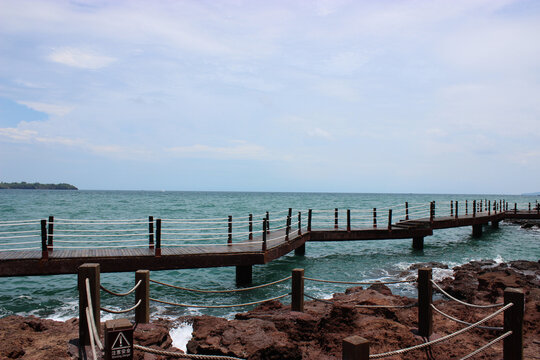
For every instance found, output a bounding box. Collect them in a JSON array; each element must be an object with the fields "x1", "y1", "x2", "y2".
[{"x1": 1, "y1": 260, "x2": 538, "y2": 359}]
